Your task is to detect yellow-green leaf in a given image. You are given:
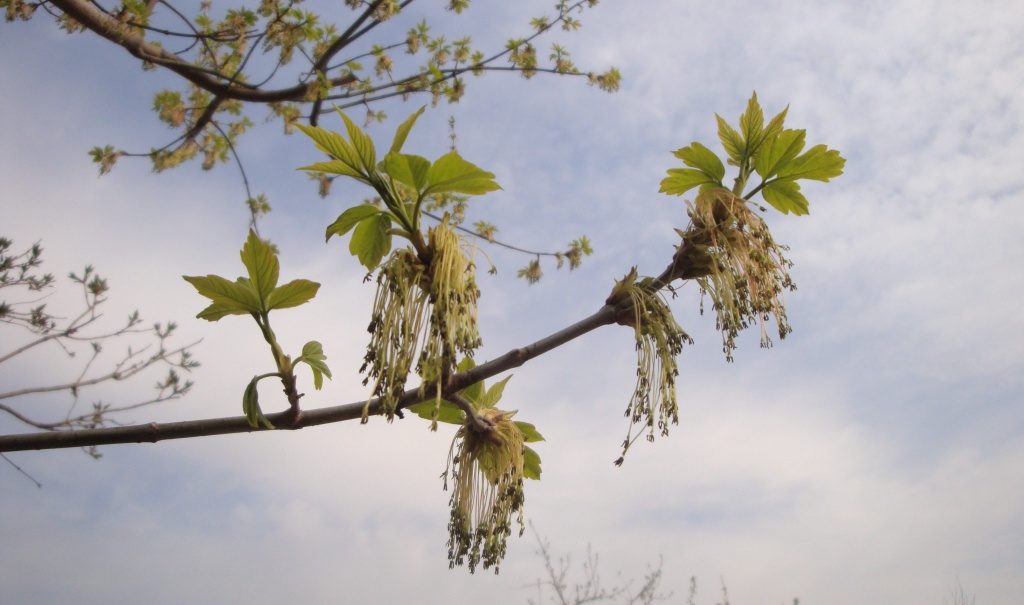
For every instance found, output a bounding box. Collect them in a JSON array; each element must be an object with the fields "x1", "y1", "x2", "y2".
[
  {"x1": 240, "y1": 229, "x2": 278, "y2": 303},
  {"x1": 337, "y1": 109, "x2": 377, "y2": 172},
  {"x1": 738, "y1": 92, "x2": 764, "y2": 155},
  {"x1": 326, "y1": 205, "x2": 383, "y2": 241},
  {"x1": 183, "y1": 274, "x2": 262, "y2": 319},
  {"x1": 671, "y1": 142, "x2": 725, "y2": 183},
  {"x1": 754, "y1": 129, "x2": 806, "y2": 180},
  {"x1": 383, "y1": 152, "x2": 431, "y2": 192},
  {"x1": 298, "y1": 340, "x2": 331, "y2": 390},
  {"x1": 349, "y1": 213, "x2": 392, "y2": 270},
  {"x1": 243, "y1": 377, "x2": 274, "y2": 429},
  {"x1": 425, "y1": 151, "x2": 501, "y2": 196},
  {"x1": 761, "y1": 180, "x2": 809, "y2": 215},
  {"x1": 757, "y1": 104, "x2": 789, "y2": 151},
  {"x1": 477, "y1": 375, "x2": 512, "y2": 409},
  {"x1": 715, "y1": 114, "x2": 744, "y2": 166},
  {"x1": 407, "y1": 399, "x2": 465, "y2": 425},
  {"x1": 523, "y1": 445, "x2": 542, "y2": 480},
  {"x1": 659, "y1": 168, "x2": 720, "y2": 196},
  {"x1": 456, "y1": 357, "x2": 484, "y2": 405},
  {"x1": 514, "y1": 420, "x2": 545, "y2": 443},
  {"x1": 390, "y1": 106, "x2": 426, "y2": 153},
  {"x1": 297, "y1": 160, "x2": 366, "y2": 181},
  {"x1": 193, "y1": 300, "x2": 250, "y2": 321},
  {"x1": 295, "y1": 123, "x2": 366, "y2": 179},
  {"x1": 266, "y1": 279, "x2": 320, "y2": 311},
  {"x1": 776, "y1": 144, "x2": 846, "y2": 182}
]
